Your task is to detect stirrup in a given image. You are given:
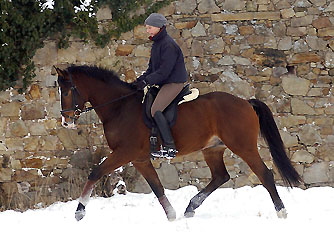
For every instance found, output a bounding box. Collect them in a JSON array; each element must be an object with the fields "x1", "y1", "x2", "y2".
[
  {"x1": 164, "y1": 147, "x2": 177, "y2": 159},
  {"x1": 151, "y1": 145, "x2": 165, "y2": 158},
  {"x1": 151, "y1": 146, "x2": 177, "y2": 159}
]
